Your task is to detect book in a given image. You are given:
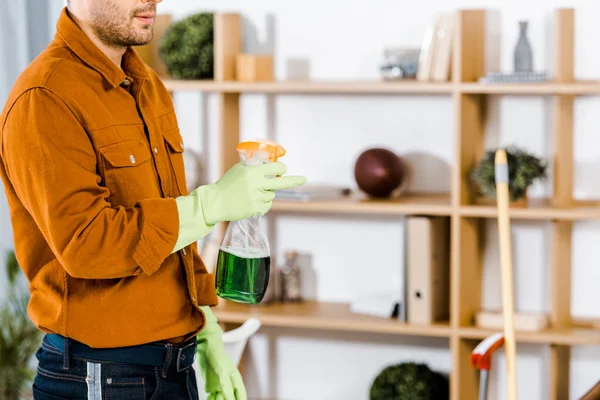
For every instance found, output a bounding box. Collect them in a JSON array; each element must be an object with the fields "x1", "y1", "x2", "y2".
[
  {"x1": 274, "y1": 184, "x2": 351, "y2": 202},
  {"x1": 478, "y1": 71, "x2": 548, "y2": 83},
  {"x1": 431, "y1": 12, "x2": 455, "y2": 82},
  {"x1": 475, "y1": 311, "x2": 549, "y2": 332},
  {"x1": 417, "y1": 13, "x2": 442, "y2": 81}
]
